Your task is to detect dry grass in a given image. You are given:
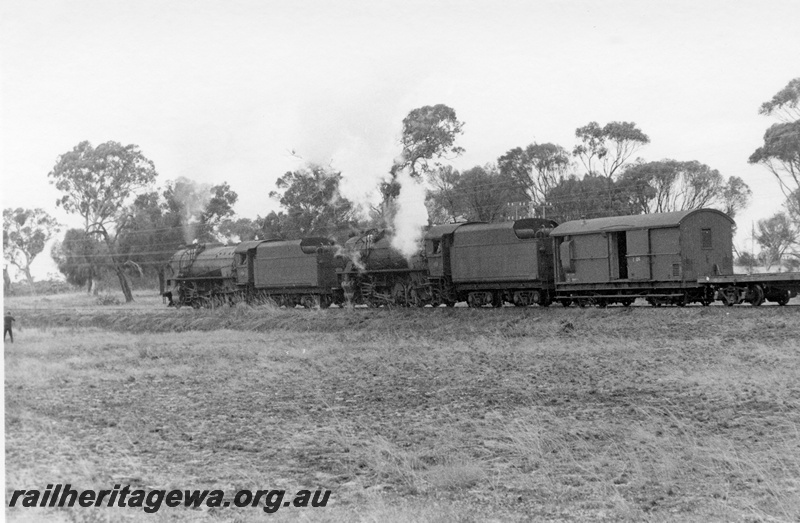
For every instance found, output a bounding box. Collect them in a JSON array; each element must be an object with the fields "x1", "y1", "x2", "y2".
[
  {"x1": 4, "y1": 289, "x2": 165, "y2": 310},
  {"x1": 4, "y1": 304, "x2": 800, "y2": 521}
]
